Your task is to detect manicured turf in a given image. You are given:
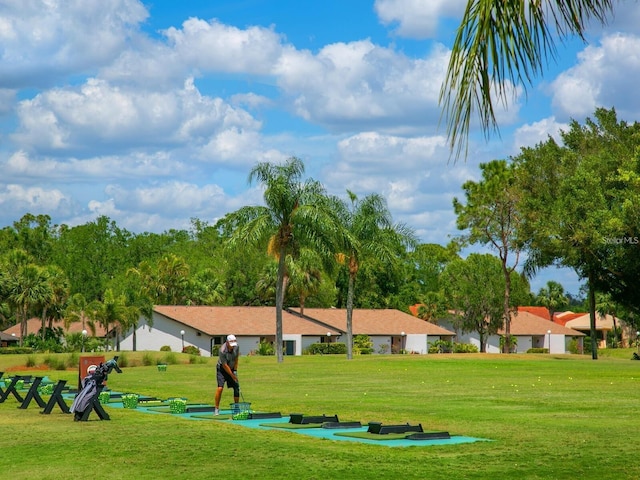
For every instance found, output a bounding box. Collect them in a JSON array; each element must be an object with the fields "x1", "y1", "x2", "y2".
[{"x1": 2, "y1": 351, "x2": 640, "y2": 479}]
